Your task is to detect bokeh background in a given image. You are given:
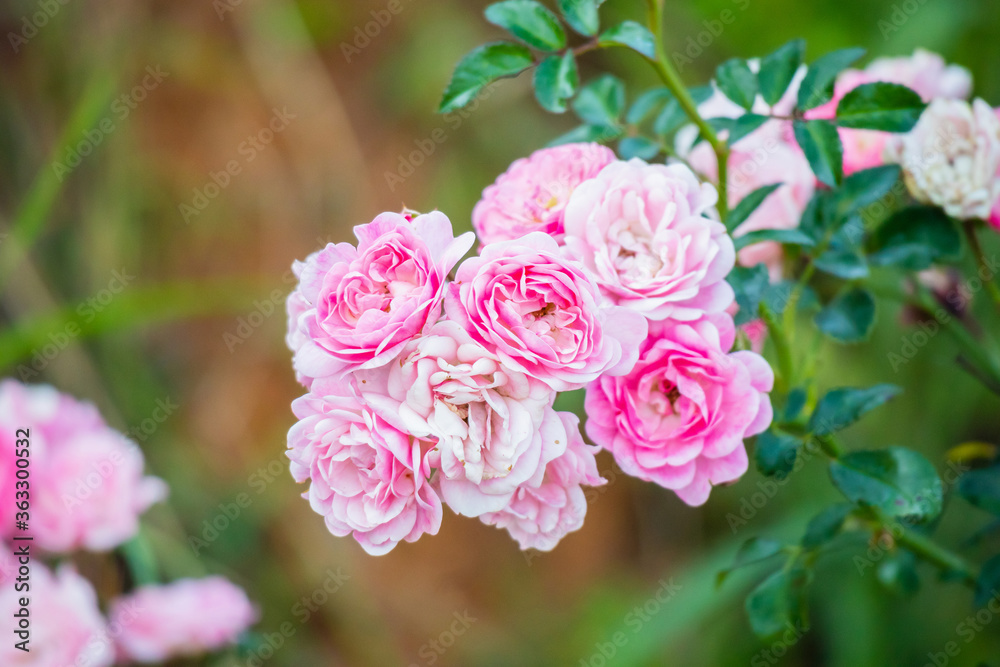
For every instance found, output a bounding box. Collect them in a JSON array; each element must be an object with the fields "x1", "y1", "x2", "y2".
[{"x1": 3, "y1": 0, "x2": 1000, "y2": 665}]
